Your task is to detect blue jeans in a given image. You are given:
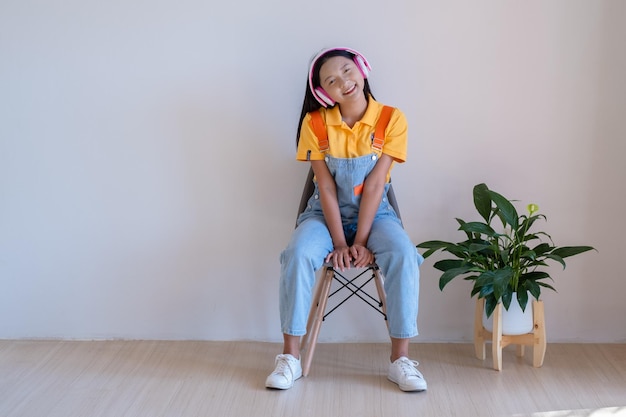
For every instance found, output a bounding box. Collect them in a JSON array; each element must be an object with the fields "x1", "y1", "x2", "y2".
[{"x1": 278, "y1": 154, "x2": 423, "y2": 339}]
